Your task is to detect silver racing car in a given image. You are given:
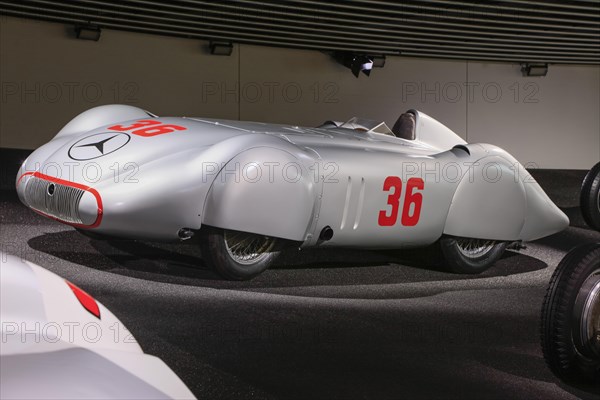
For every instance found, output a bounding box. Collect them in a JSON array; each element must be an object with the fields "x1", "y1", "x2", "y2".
[{"x1": 17, "y1": 105, "x2": 569, "y2": 279}]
